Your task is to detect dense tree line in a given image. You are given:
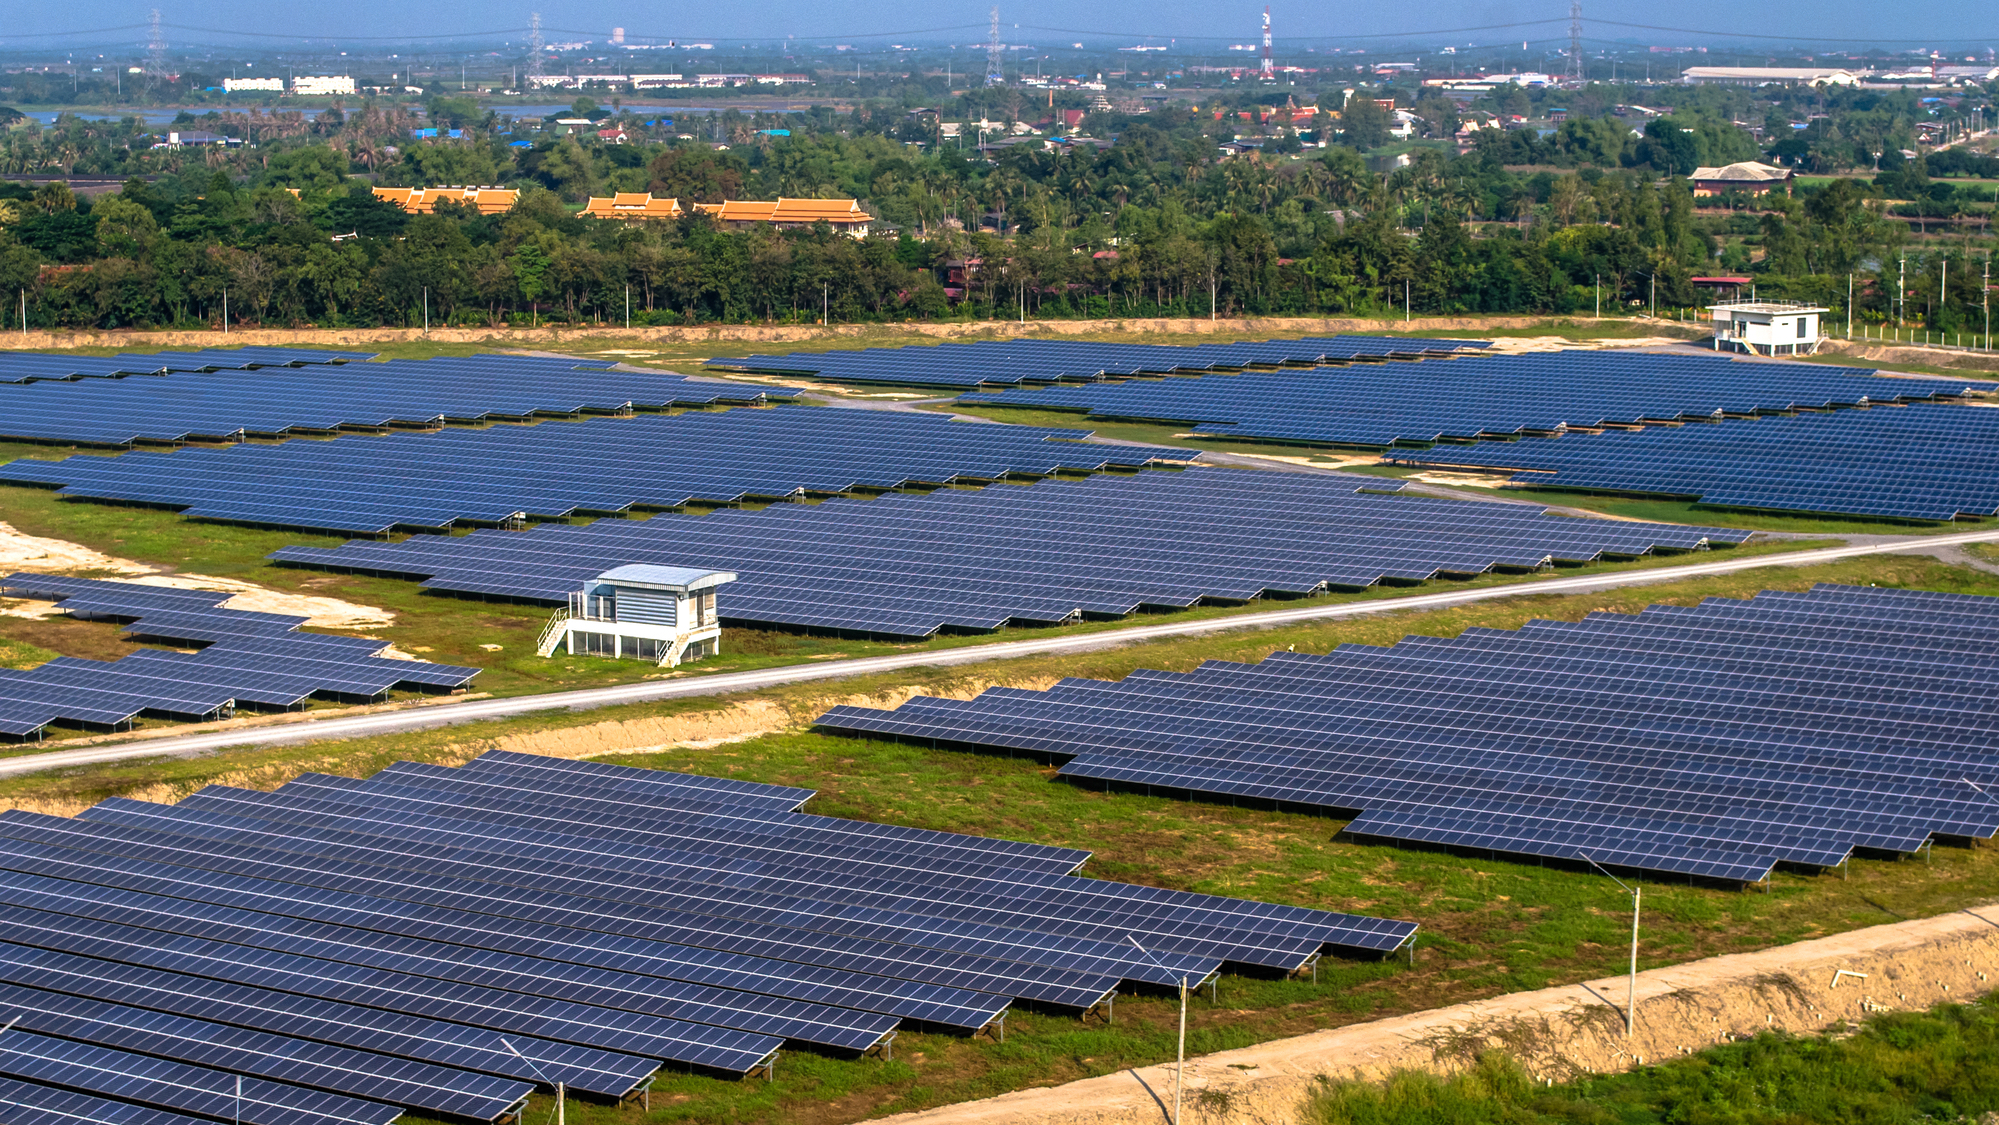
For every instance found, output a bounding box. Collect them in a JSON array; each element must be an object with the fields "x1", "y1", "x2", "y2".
[{"x1": 0, "y1": 82, "x2": 1991, "y2": 331}]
